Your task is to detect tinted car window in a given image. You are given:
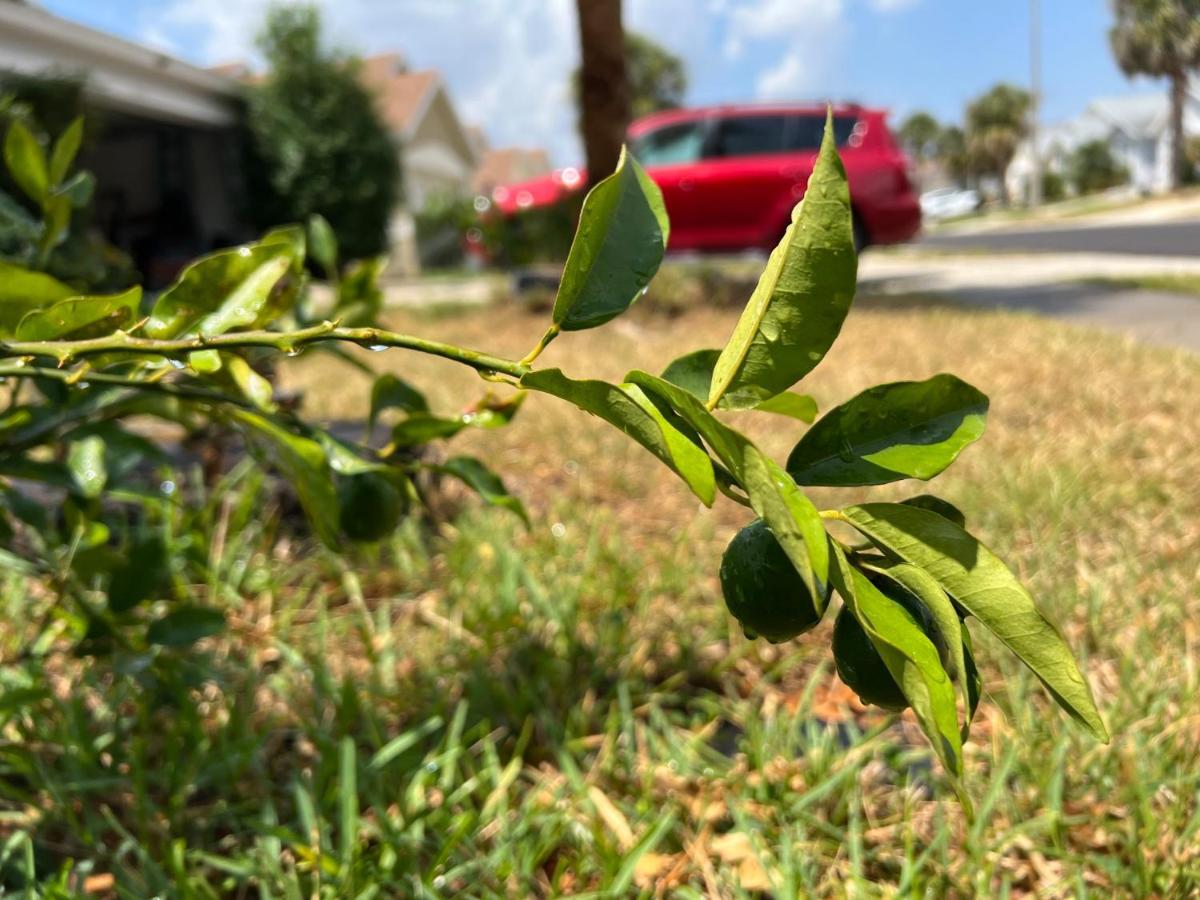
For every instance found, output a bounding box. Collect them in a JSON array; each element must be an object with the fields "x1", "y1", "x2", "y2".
[
  {"x1": 787, "y1": 114, "x2": 859, "y2": 150},
  {"x1": 707, "y1": 115, "x2": 789, "y2": 158},
  {"x1": 630, "y1": 121, "x2": 705, "y2": 166}
]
